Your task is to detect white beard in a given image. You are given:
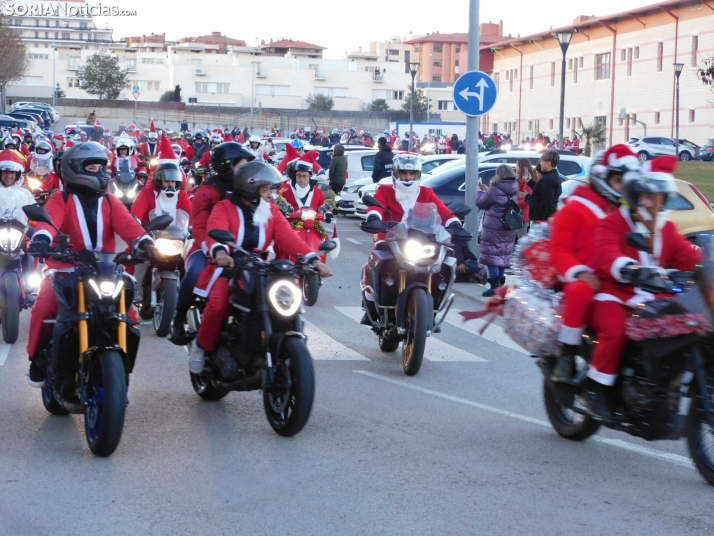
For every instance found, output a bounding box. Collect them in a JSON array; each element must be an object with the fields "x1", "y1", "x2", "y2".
[
  {"x1": 394, "y1": 179, "x2": 420, "y2": 207},
  {"x1": 294, "y1": 182, "x2": 311, "y2": 200},
  {"x1": 157, "y1": 190, "x2": 179, "y2": 220},
  {"x1": 253, "y1": 198, "x2": 272, "y2": 226}
]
